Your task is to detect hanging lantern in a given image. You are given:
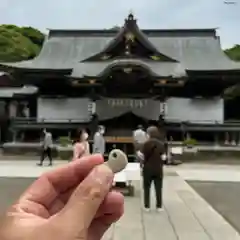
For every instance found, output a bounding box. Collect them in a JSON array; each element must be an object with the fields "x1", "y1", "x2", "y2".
[
  {"x1": 91, "y1": 102, "x2": 96, "y2": 114},
  {"x1": 134, "y1": 100, "x2": 137, "y2": 108},
  {"x1": 112, "y1": 100, "x2": 115, "y2": 107},
  {"x1": 130, "y1": 99, "x2": 134, "y2": 108}
]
